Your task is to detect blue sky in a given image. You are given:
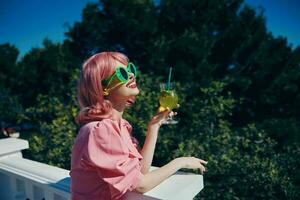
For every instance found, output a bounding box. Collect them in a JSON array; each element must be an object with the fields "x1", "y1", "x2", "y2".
[
  {"x1": 246, "y1": 0, "x2": 300, "y2": 47},
  {"x1": 0, "y1": 0, "x2": 299, "y2": 59},
  {"x1": 0, "y1": 0, "x2": 93, "y2": 58}
]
